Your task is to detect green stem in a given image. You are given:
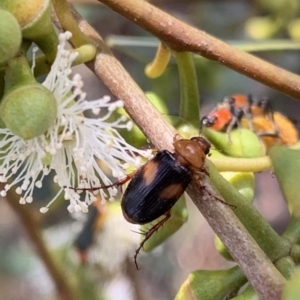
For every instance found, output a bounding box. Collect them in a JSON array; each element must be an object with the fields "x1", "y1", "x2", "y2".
[
  {"x1": 209, "y1": 156, "x2": 272, "y2": 172},
  {"x1": 275, "y1": 256, "x2": 296, "y2": 278},
  {"x1": 107, "y1": 35, "x2": 300, "y2": 53},
  {"x1": 22, "y1": 1, "x2": 59, "y2": 63},
  {"x1": 73, "y1": 44, "x2": 97, "y2": 65},
  {"x1": 4, "y1": 55, "x2": 36, "y2": 95},
  {"x1": 52, "y1": 0, "x2": 93, "y2": 47},
  {"x1": 282, "y1": 216, "x2": 300, "y2": 244},
  {"x1": 0, "y1": 69, "x2": 4, "y2": 99},
  {"x1": 290, "y1": 244, "x2": 300, "y2": 263},
  {"x1": 173, "y1": 51, "x2": 199, "y2": 128},
  {"x1": 30, "y1": 23, "x2": 59, "y2": 63},
  {"x1": 31, "y1": 45, "x2": 96, "y2": 78},
  {"x1": 208, "y1": 161, "x2": 291, "y2": 261},
  {"x1": 231, "y1": 40, "x2": 300, "y2": 52}
]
